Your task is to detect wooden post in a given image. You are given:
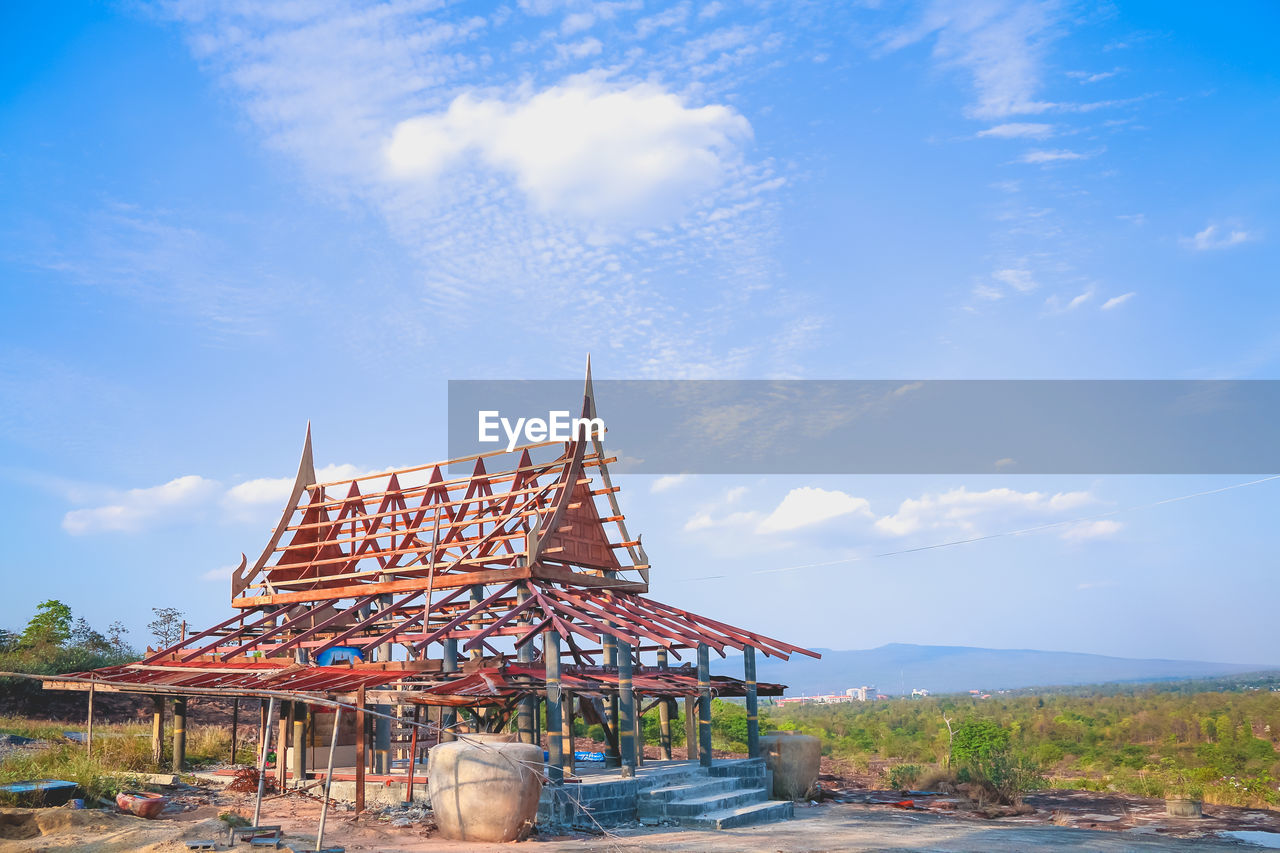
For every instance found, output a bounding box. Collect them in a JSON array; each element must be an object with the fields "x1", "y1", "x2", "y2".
[
  {"x1": 355, "y1": 685, "x2": 366, "y2": 815},
  {"x1": 560, "y1": 691, "x2": 574, "y2": 779},
  {"x1": 684, "y1": 696, "x2": 698, "y2": 762},
  {"x1": 85, "y1": 682, "x2": 95, "y2": 758},
  {"x1": 545, "y1": 630, "x2": 564, "y2": 785},
  {"x1": 230, "y1": 698, "x2": 240, "y2": 765},
  {"x1": 698, "y1": 643, "x2": 712, "y2": 768},
  {"x1": 602, "y1": 634, "x2": 620, "y2": 768},
  {"x1": 405, "y1": 704, "x2": 420, "y2": 803},
  {"x1": 292, "y1": 702, "x2": 308, "y2": 785},
  {"x1": 657, "y1": 649, "x2": 672, "y2": 760},
  {"x1": 277, "y1": 702, "x2": 292, "y2": 789},
  {"x1": 618, "y1": 641, "x2": 636, "y2": 774},
  {"x1": 151, "y1": 696, "x2": 165, "y2": 766},
  {"x1": 516, "y1": 585, "x2": 535, "y2": 745},
  {"x1": 253, "y1": 697, "x2": 276, "y2": 829},
  {"x1": 467, "y1": 585, "x2": 484, "y2": 662},
  {"x1": 172, "y1": 696, "x2": 187, "y2": 773},
  {"x1": 744, "y1": 645, "x2": 760, "y2": 759},
  {"x1": 440, "y1": 638, "x2": 457, "y2": 742},
  {"x1": 316, "y1": 706, "x2": 341, "y2": 851}
]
